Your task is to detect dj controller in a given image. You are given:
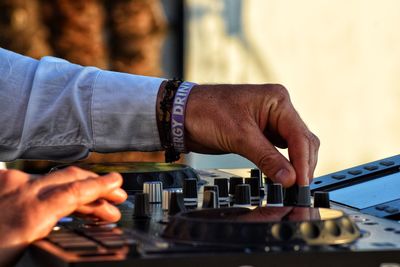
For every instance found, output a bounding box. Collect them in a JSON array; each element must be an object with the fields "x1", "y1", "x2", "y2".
[{"x1": 25, "y1": 155, "x2": 400, "y2": 267}]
